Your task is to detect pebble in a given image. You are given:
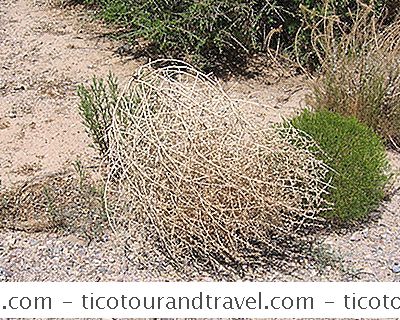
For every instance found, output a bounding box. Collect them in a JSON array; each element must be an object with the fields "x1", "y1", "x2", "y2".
[
  {"x1": 361, "y1": 229, "x2": 369, "y2": 238},
  {"x1": 14, "y1": 84, "x2": 25, "y2": 90},
  {"x1": 8, "y1": 110, "x2": 17, "y2": 118},
  {"x1": 0, "y1": 267, "x2": 12, "y2": 279},
  {"x1": 392, "y1": 264, "x2": 400, "y2": 274},
  {"x1": 350, "y1": 232, "x2": 361, "y2": 241}
]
